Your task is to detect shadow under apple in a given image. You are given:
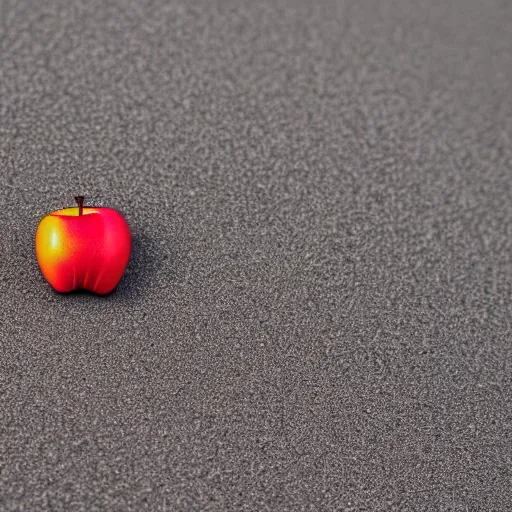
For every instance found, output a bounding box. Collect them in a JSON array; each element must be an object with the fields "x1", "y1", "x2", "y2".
[{"x1": 55, "y1": 232, "x2": 174, "y2": 301}]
